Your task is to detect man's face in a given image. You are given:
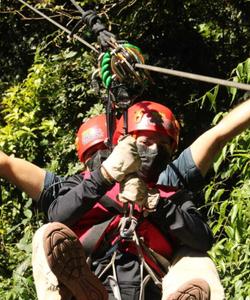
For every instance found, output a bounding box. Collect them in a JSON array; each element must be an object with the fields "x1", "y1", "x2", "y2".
[
  {"x1": 135, "y1": 130, "x2": 173, "y2": 157},
  {"x1": 134, "y1": 130, "x2": 173, "y2": 183}
]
